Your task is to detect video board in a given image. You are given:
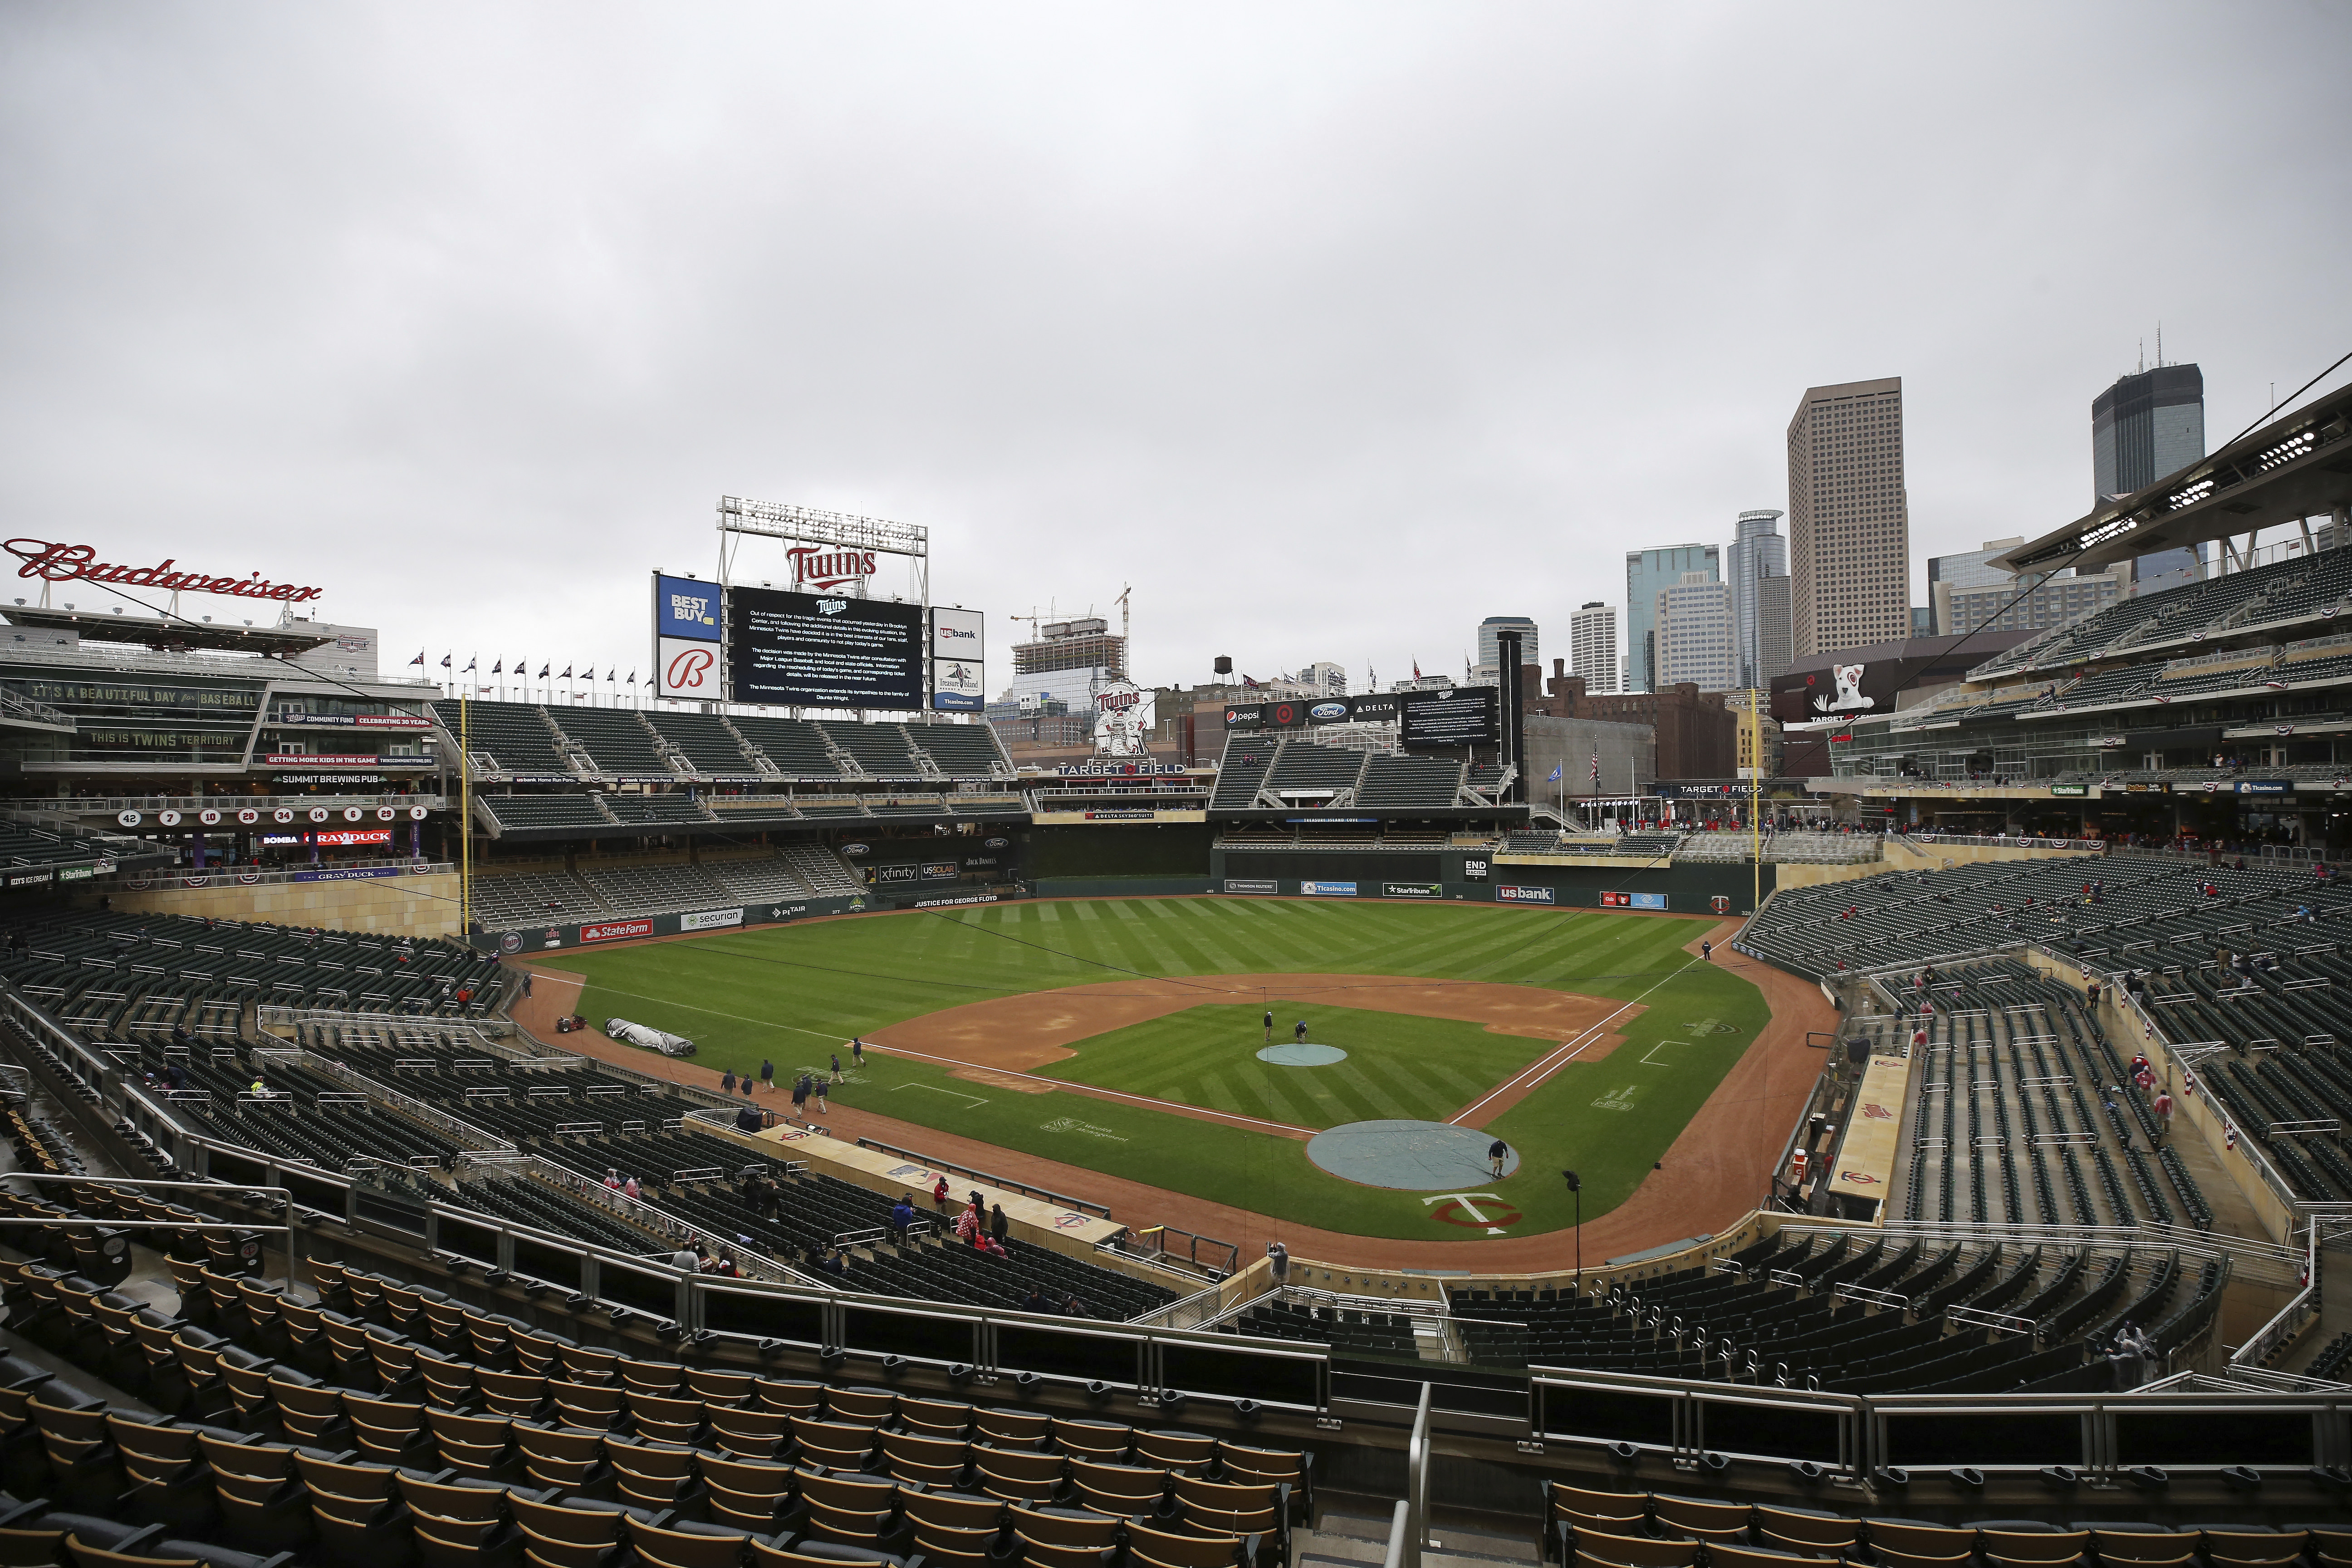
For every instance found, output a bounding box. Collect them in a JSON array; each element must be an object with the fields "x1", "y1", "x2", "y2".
[
  {"x1": 727, "y1": 585, "x2": 925, "y2": 709},
  {"x1": 1400, "y1": 686, "x2": 1500, "y2": 748}
]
